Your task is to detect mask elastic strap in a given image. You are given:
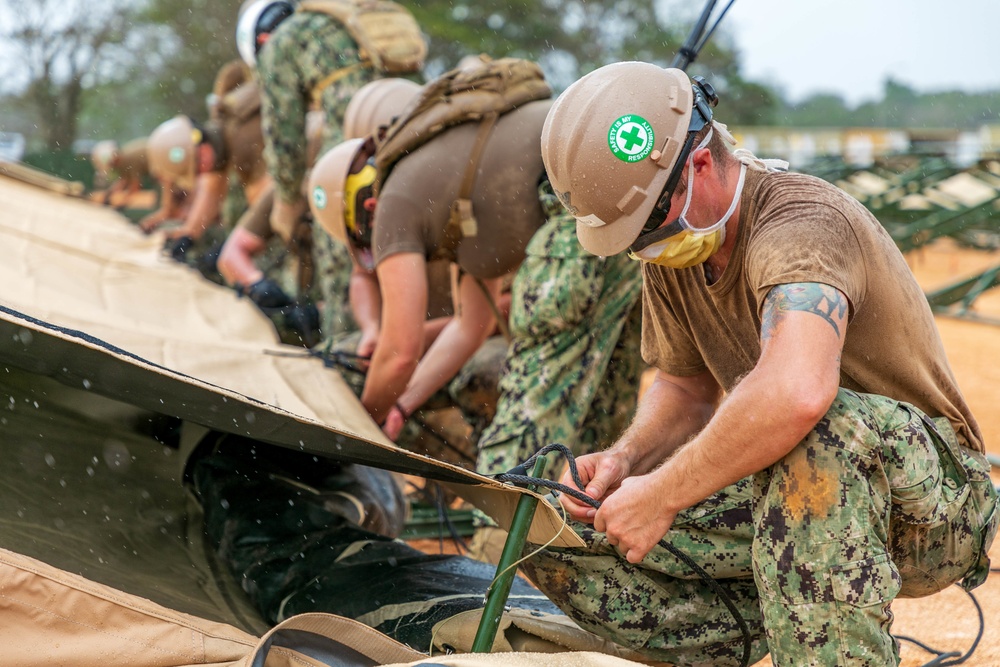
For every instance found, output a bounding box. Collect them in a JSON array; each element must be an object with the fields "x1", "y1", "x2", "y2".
[
  {"x1": 677, "y1": 128, "x2": 715, "y2": 220},
  {"x1": 689, "y1": 161, "x2": 746, "y2": 241}
]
